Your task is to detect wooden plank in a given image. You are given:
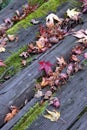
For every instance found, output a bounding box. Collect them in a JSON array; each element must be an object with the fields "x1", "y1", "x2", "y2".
[
  {"x1": 0, "y1": 0, "x2": 27, "y2": 24},
  {"x1": 0, "y1": 33, "x2": 78, "y2": 127},
  {"x1": 27, "y1": 68, "x2": 87, "y2": 130},
  {"x1": 0, "y1": 2, "x2": 71, "y2": 61}
]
